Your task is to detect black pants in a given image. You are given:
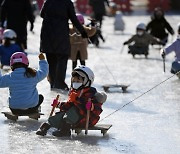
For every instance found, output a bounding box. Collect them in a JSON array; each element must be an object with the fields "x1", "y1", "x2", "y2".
[
  {"x1": 10, "y1": 94, "x2": 44, "y2": 115},
  {"x1": 129, "y1": 45, "x2": 149, "y2": 55},
  {"x1": 46, "y1": 53, "x2": 69, "y2": 89},
  {"x1": 72, "y1": 51, "x2": 85, "y2": 69}
]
